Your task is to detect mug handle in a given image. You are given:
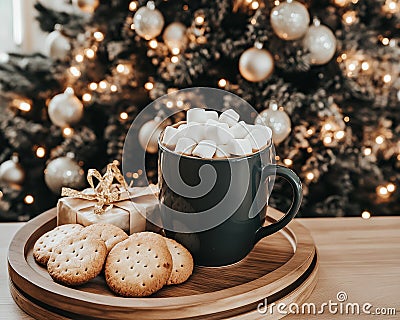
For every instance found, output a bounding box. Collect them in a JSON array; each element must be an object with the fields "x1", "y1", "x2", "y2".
[{"x1": 254, "y1": 164, "x2": 303, "y2": 243}]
